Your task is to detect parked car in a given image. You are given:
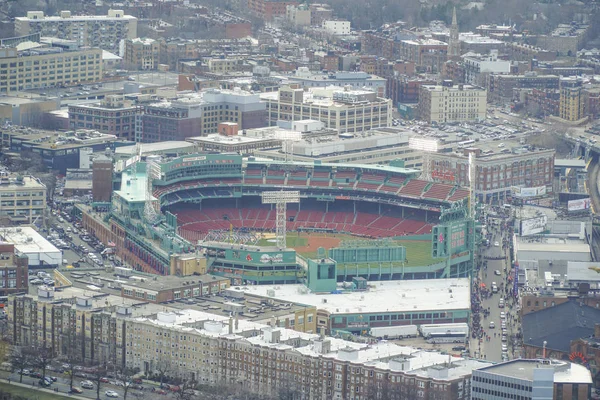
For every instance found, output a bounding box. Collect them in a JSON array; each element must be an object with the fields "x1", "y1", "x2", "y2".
[
  {"x1": 105, "y1": 390, "x2": 119, "y2": 398},
  {"x1": 81, "y1": 380, "x2": 94, "y2": 389},
  {"x1": 69, "y1": 387, "x2": 84, "y2": 394}
]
